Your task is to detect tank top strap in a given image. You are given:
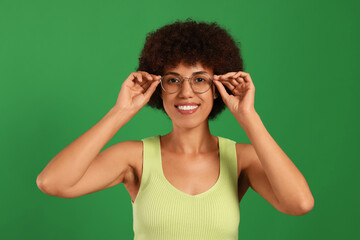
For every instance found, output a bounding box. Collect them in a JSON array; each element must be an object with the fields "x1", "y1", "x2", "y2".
[
  {"x1": 142, "y1": 135, "x2": 237, "y2": 177},
  {"x1": 141, "y1": 135, "x2": 237, "y2": 189},
  {"x1": 218, "y1": 136, "x2": 238, "y2": 189},
  {"x1": 140, "y1": 135, "x2": 162, "y2": 187}
]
